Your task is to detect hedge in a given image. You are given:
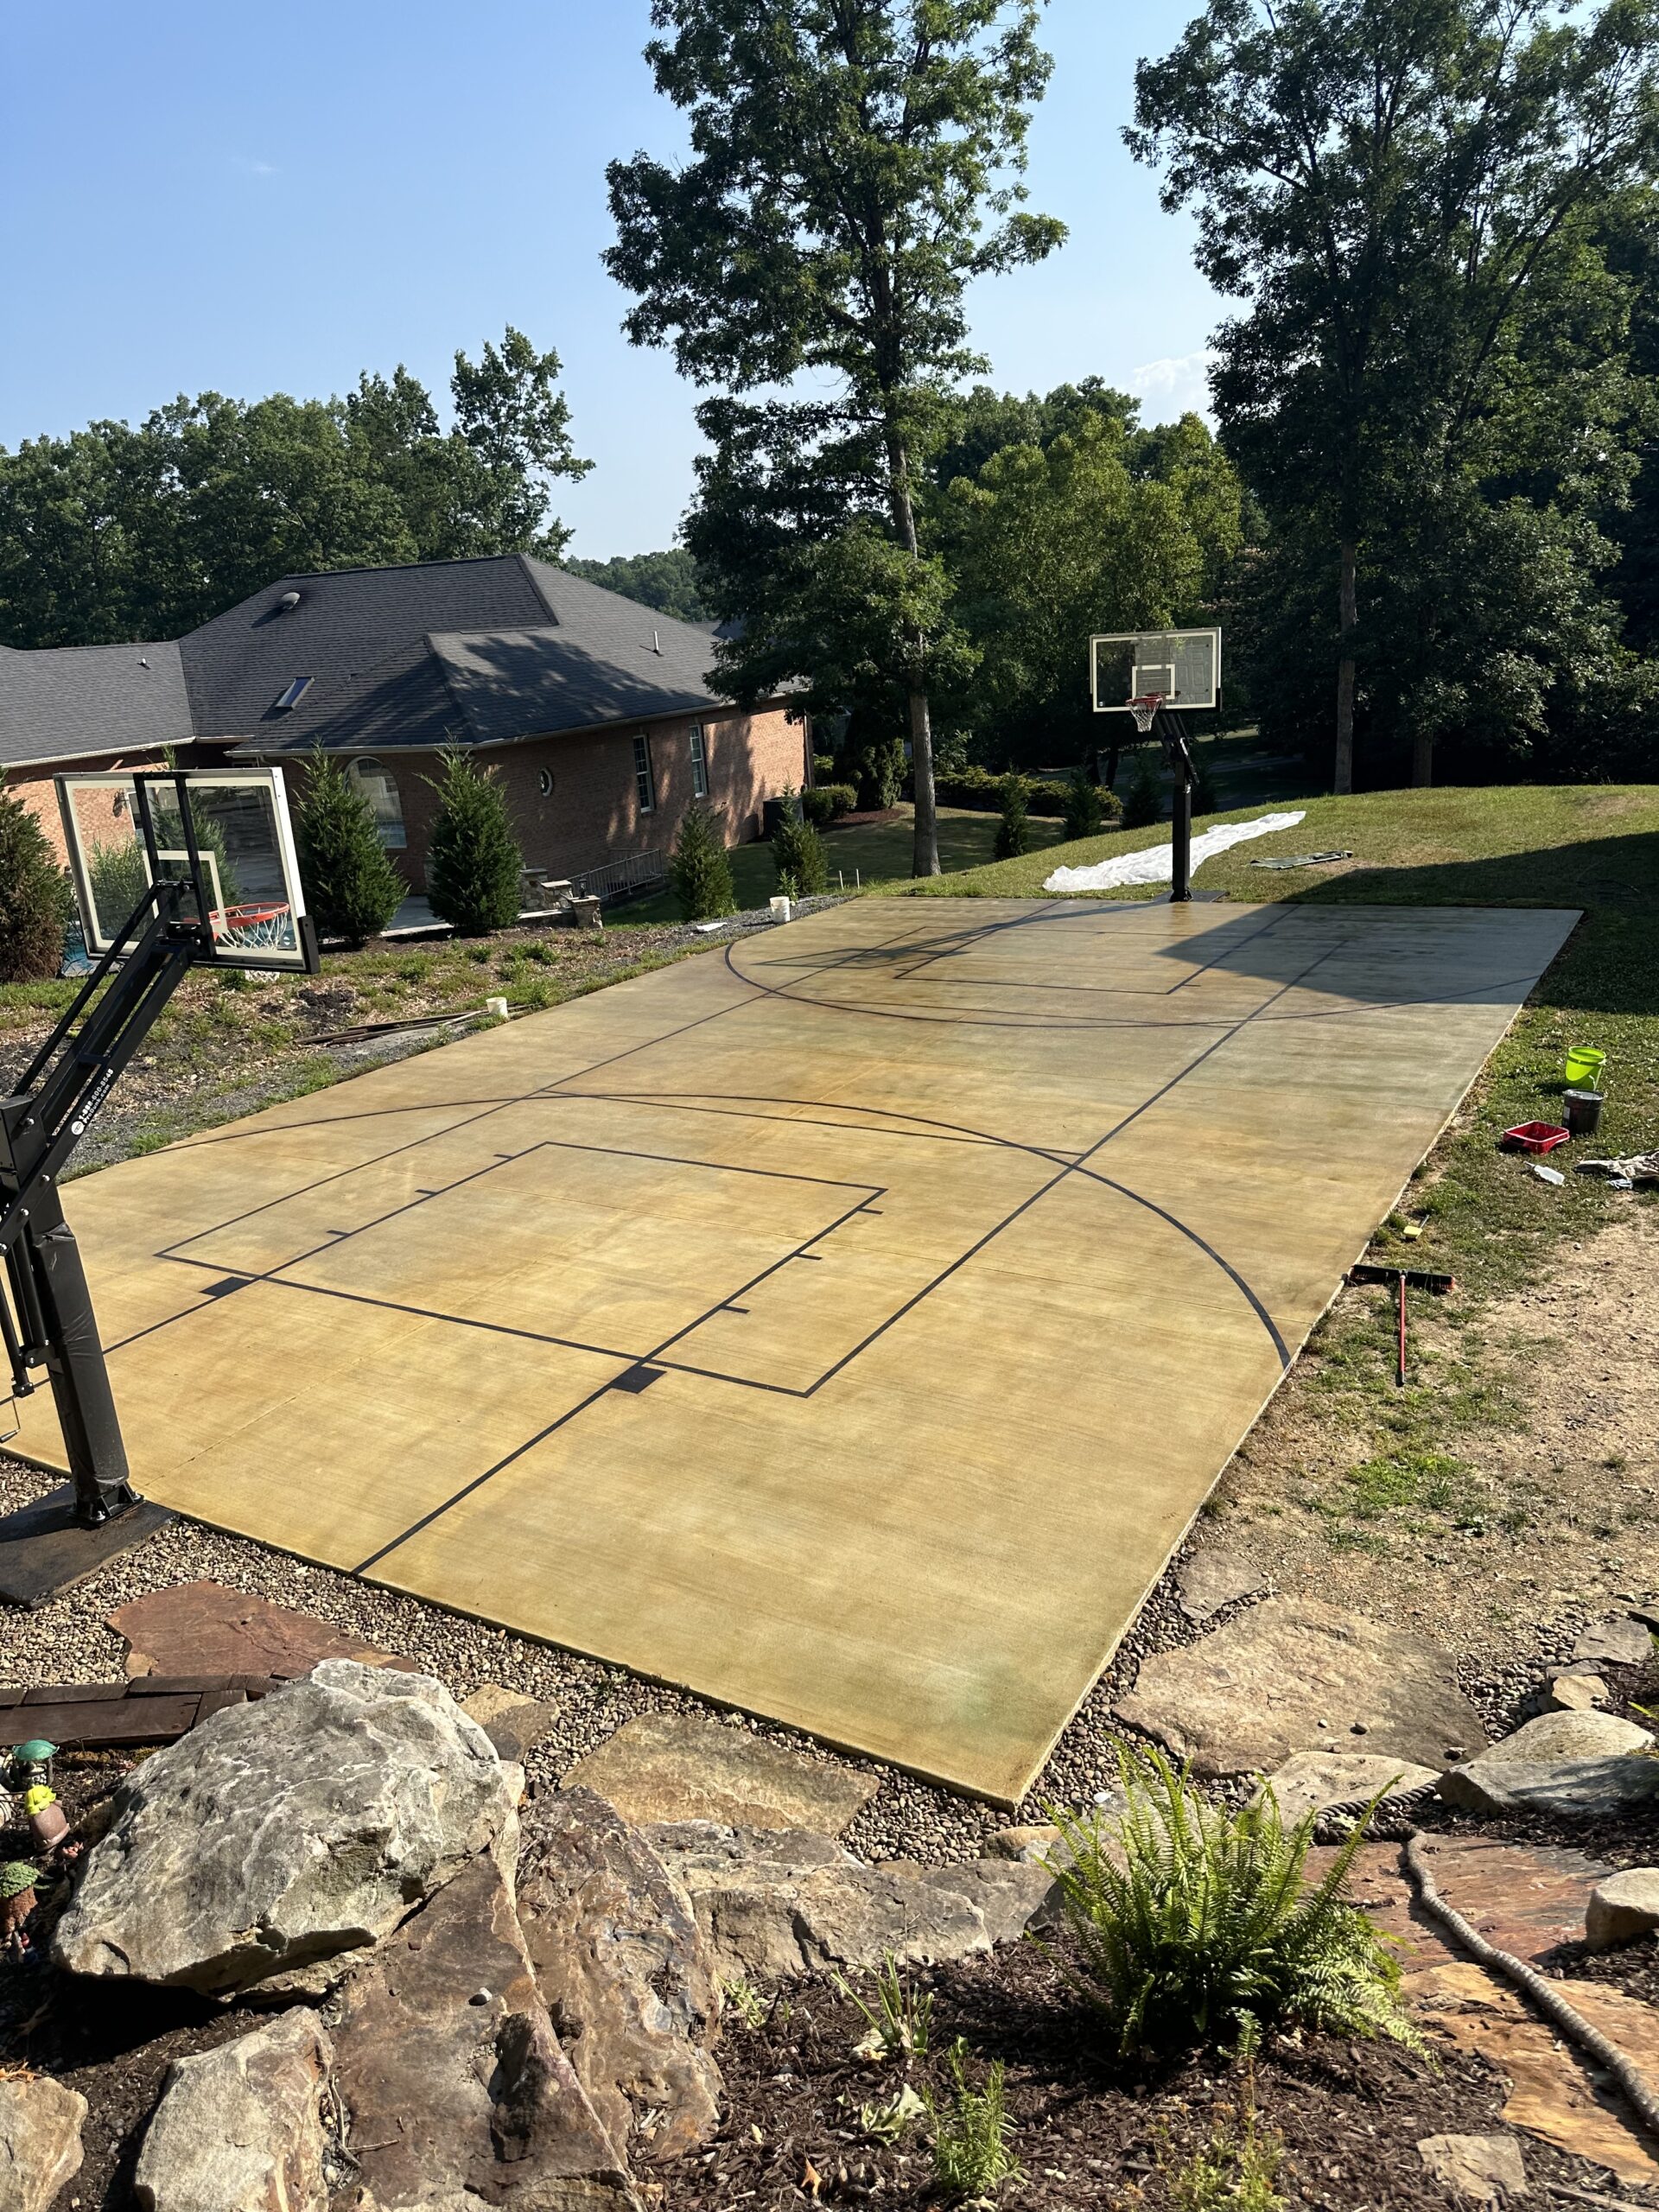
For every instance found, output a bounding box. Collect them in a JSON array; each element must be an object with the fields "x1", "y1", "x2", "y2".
[
  {"x1": 802, "y1": 782, "x2": 857, "y2": 824},
  {"x1": 929, "y1": 764, "x2": 1123, "y2": 822}
]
